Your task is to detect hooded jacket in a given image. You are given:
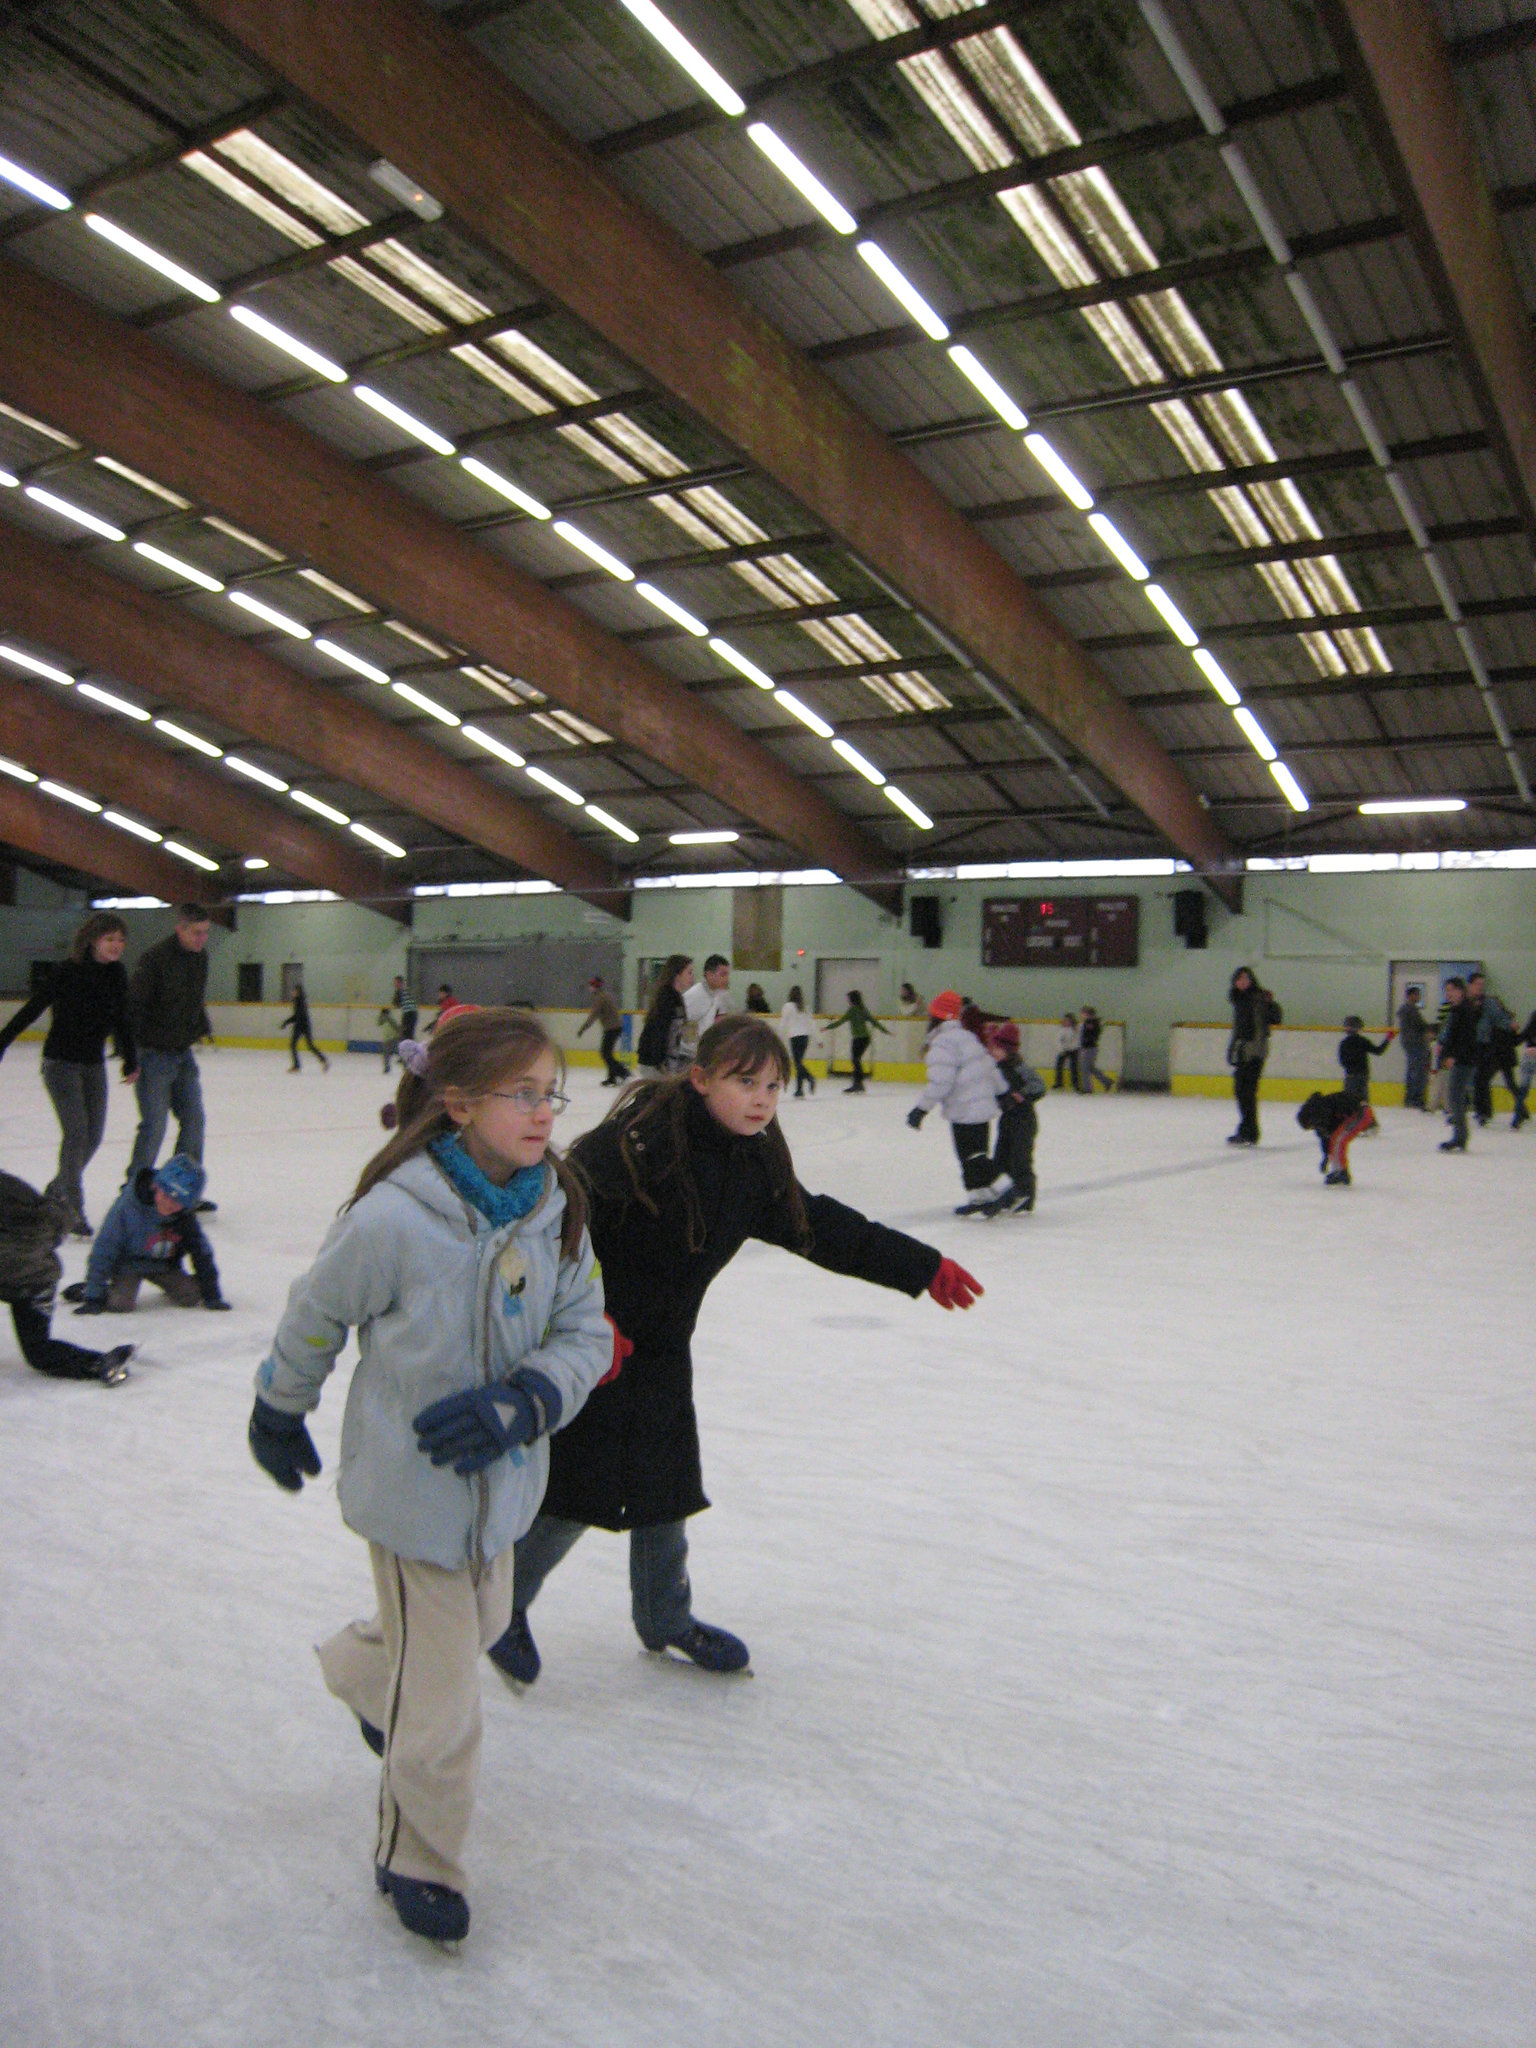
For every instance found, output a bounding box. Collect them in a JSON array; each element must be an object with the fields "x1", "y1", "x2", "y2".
[
  {"x1": 917, "y1": 1018, "x2": 1008, "y2": 1124},
  {"x1": 255, "y1": 1152, "x2": 608, "y2": 1570}
]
